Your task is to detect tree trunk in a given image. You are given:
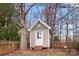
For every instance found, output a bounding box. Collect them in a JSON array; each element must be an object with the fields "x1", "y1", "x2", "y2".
[
  {"x1": 16, "y1": 3, "x2": 35, "y2": 51},
  {"x1": 20, "y1": 28, "x2": 28, "y2": 50},
  {"x1": 51, "y1": 4, "x2": 58, "y2": 48}
]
